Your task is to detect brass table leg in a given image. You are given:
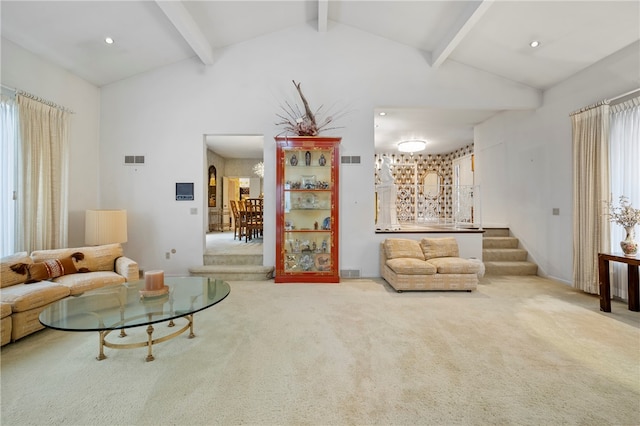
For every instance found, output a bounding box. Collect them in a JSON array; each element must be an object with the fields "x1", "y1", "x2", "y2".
[
  {"x1": 119, "y1": 306, "x2": 127, "y2": 337},
  {"x1": 187, "y1": 314, "x2": 195, "y2": 338},
  {"x1": 96, "y1": 315, "x2": 195, "y2": 361},
  {"x1": 97, "y1": 330, "x2": 107, "y2": 360},
  {"x1": 146, "y1": 324, "x2": 155, "y2": 362}
]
